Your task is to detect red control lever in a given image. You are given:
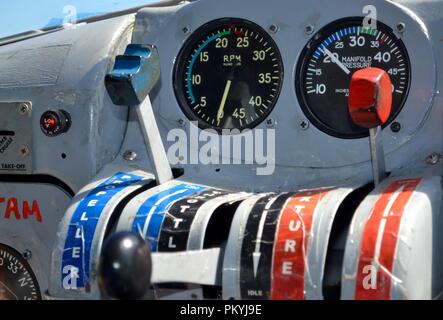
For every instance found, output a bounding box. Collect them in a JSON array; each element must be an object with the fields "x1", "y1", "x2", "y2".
[
  {"x1": 348, "y1": 67, "x2": 392, "y2": 128},
  {"x1": 348, "y1": 67, "x2": 393, "y2": 186}
]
